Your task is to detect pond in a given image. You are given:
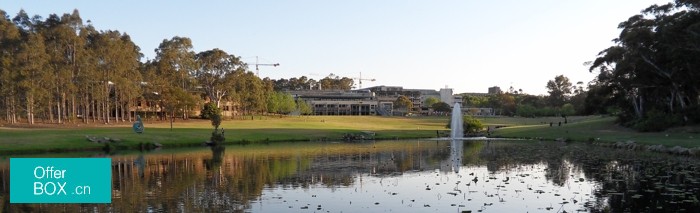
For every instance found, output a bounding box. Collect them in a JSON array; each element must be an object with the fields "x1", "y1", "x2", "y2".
[{"x1": 1, "y1": 140, "x2": 699, "y2": 212}]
